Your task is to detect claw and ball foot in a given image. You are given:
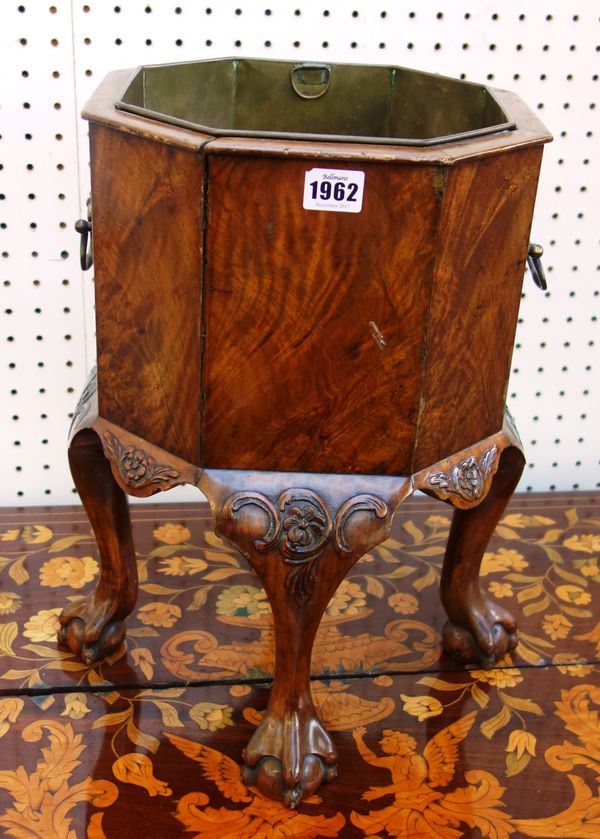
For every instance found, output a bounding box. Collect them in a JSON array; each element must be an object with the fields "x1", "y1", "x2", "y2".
[
  {"x1": 242, "y1": 758, "x2": 337, "y2": 810},
  {"x1": 440, "y1": 446, "x2": 525, "y2": 668},
  {"x1": 58, "y1": 429, "x2": 137, "y2": 664},
  {"x1": 442, "y1": 604, "x2": 518, "y2": 669},
  {"x1": 58, "y1": 599, "x2": 128, "y2": 666},
  {"x1": 242, "y1": 709, "x2": 338, "y2": 808}
]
